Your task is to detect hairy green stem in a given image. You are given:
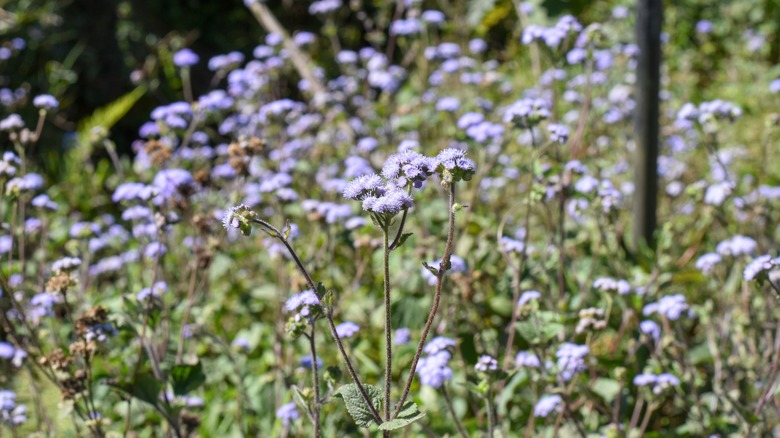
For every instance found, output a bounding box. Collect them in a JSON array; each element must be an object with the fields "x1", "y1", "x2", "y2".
[
  {"x1": 393, "y1": 183, "x2": 457, "y2": 418},
  {"x1": 309, "y1": 323, "x2": 322, "y2": 438},
  {"x1": 383, "y1": 228, "x2": 393, "y2": 426}
]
